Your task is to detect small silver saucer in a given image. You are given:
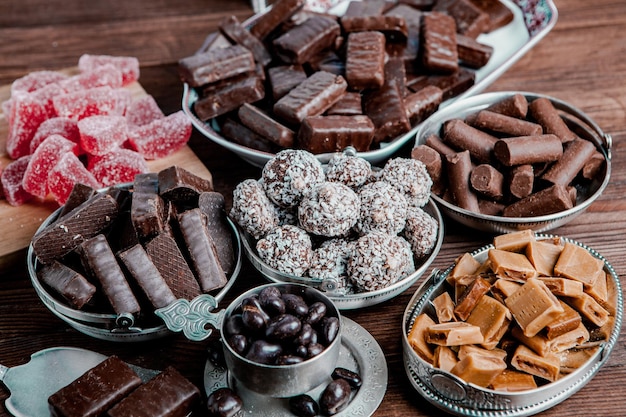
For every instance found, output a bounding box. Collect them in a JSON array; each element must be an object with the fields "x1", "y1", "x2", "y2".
[{"x1": 203, "y1": 317, "x2": 387, "y2": 416}]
